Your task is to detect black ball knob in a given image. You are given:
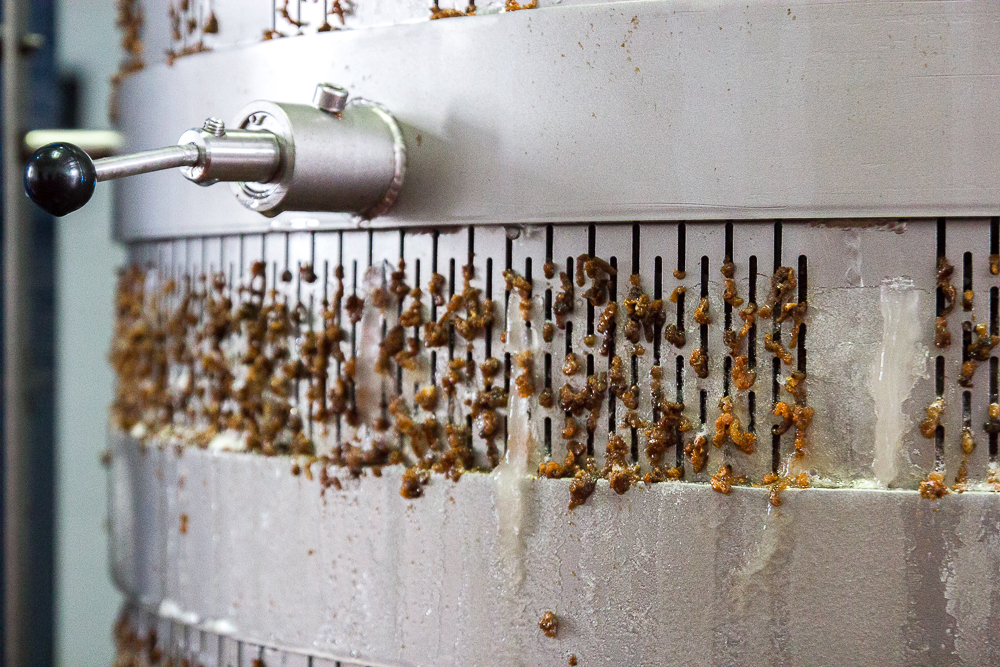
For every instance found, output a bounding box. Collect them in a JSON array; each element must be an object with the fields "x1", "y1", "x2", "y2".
[{"x1": 24, "y1": 142, "x2": 96, "y2": 217}]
